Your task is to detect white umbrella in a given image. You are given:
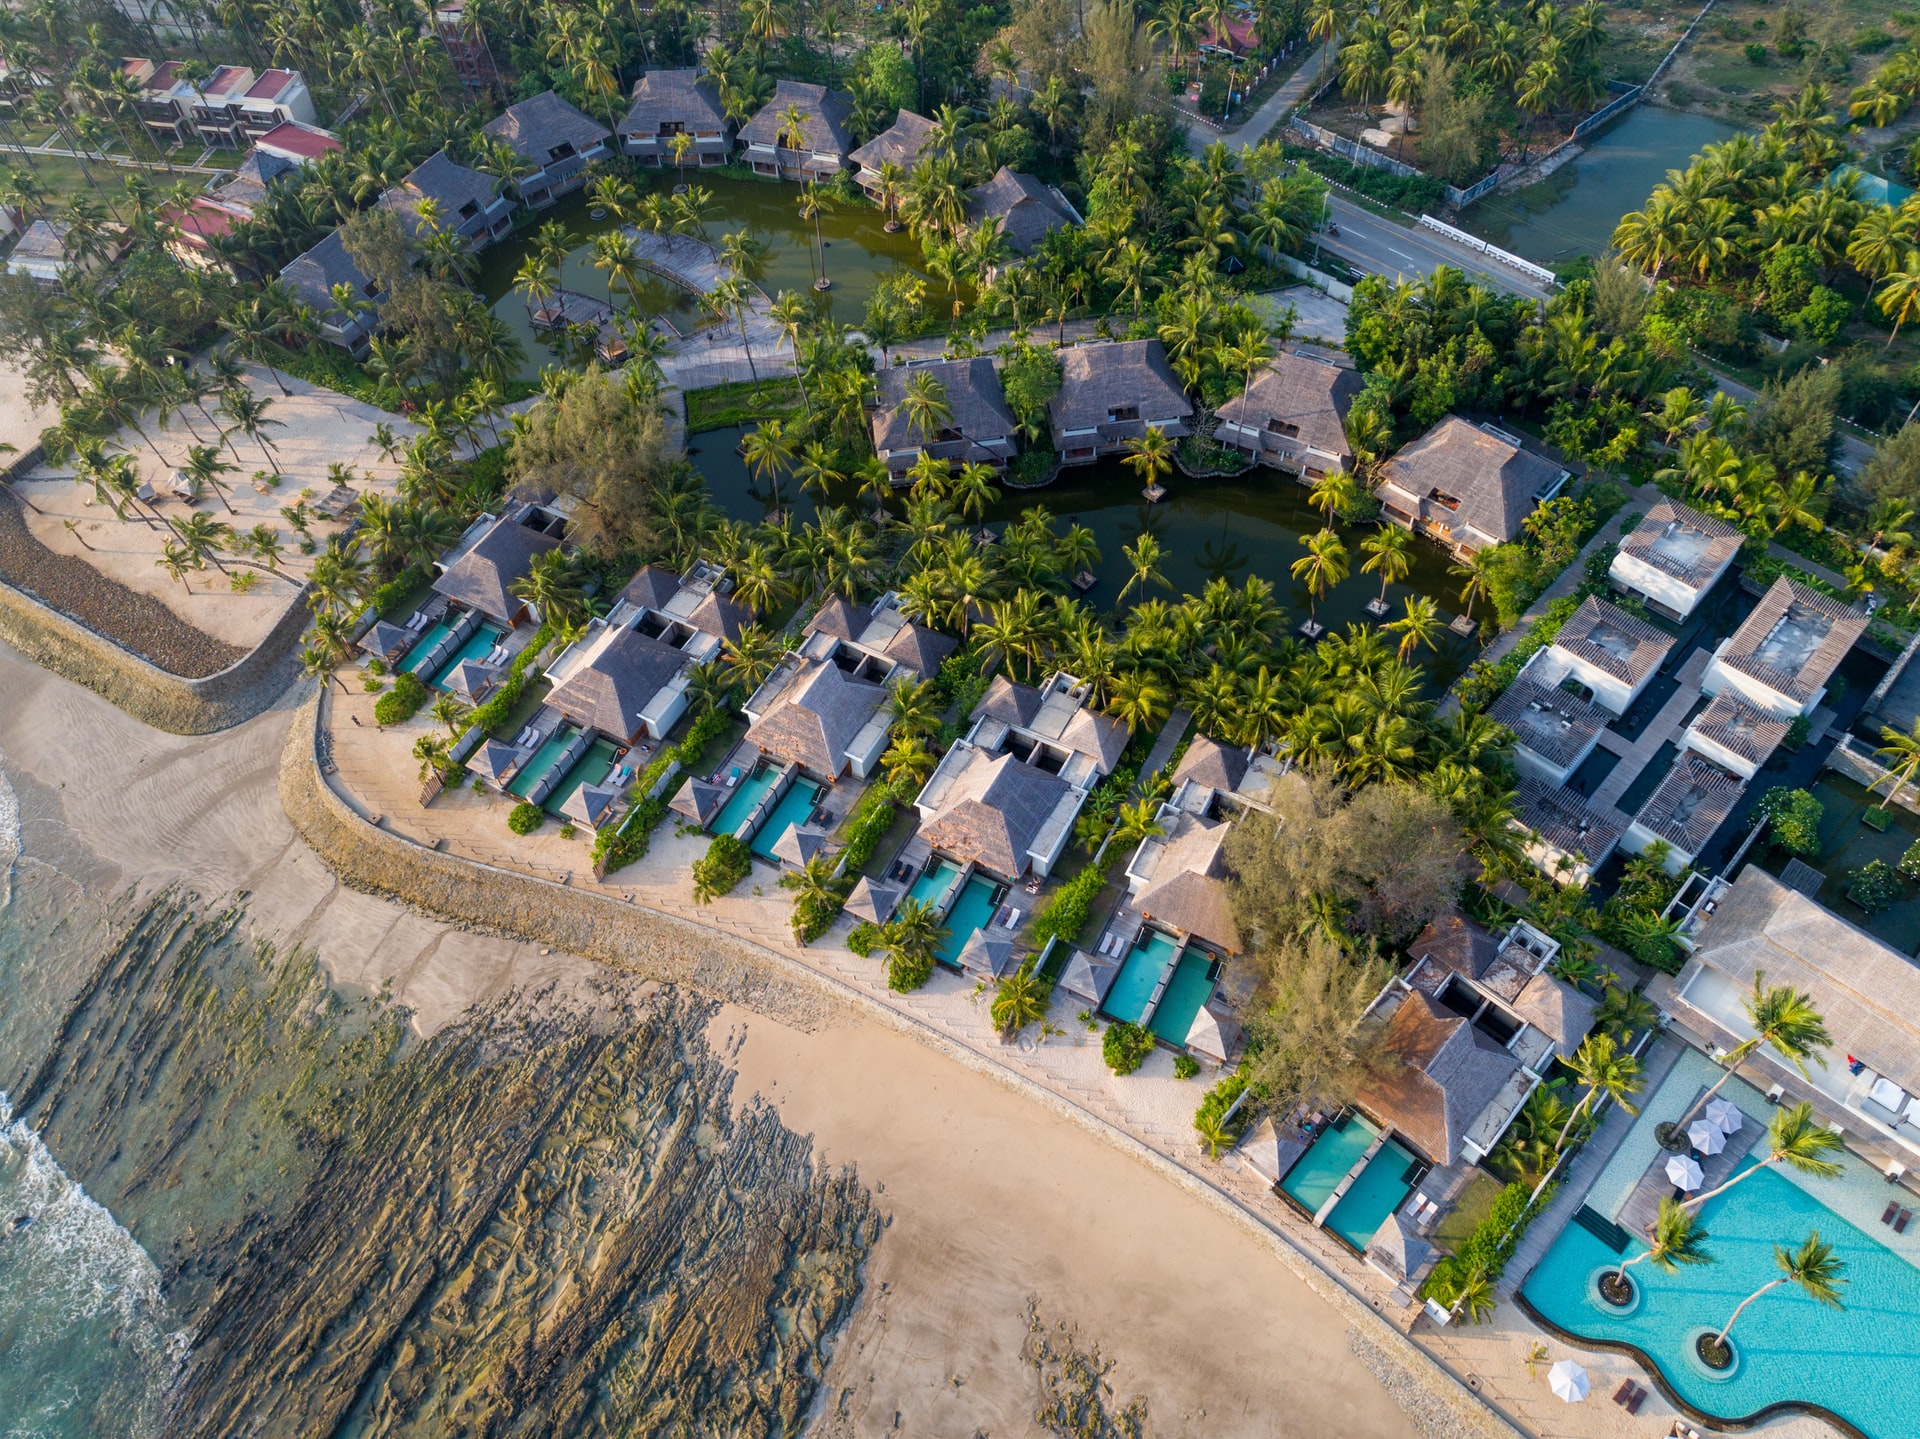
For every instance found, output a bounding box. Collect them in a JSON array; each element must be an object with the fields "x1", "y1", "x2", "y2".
[
  {"x1": 1548, "y1": 1359, "x2": 1591, "y2": 1403},
  {"x1": 1667, "y1": 1154, "x2": 1705, "y2": 1190},
  {"x1": 1705, "y1": 1098, "x2": 1743, "y2": 1135},
  {"x1": 1688, "y1": 1119, "x2": 1727, "y2": 1155}
]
